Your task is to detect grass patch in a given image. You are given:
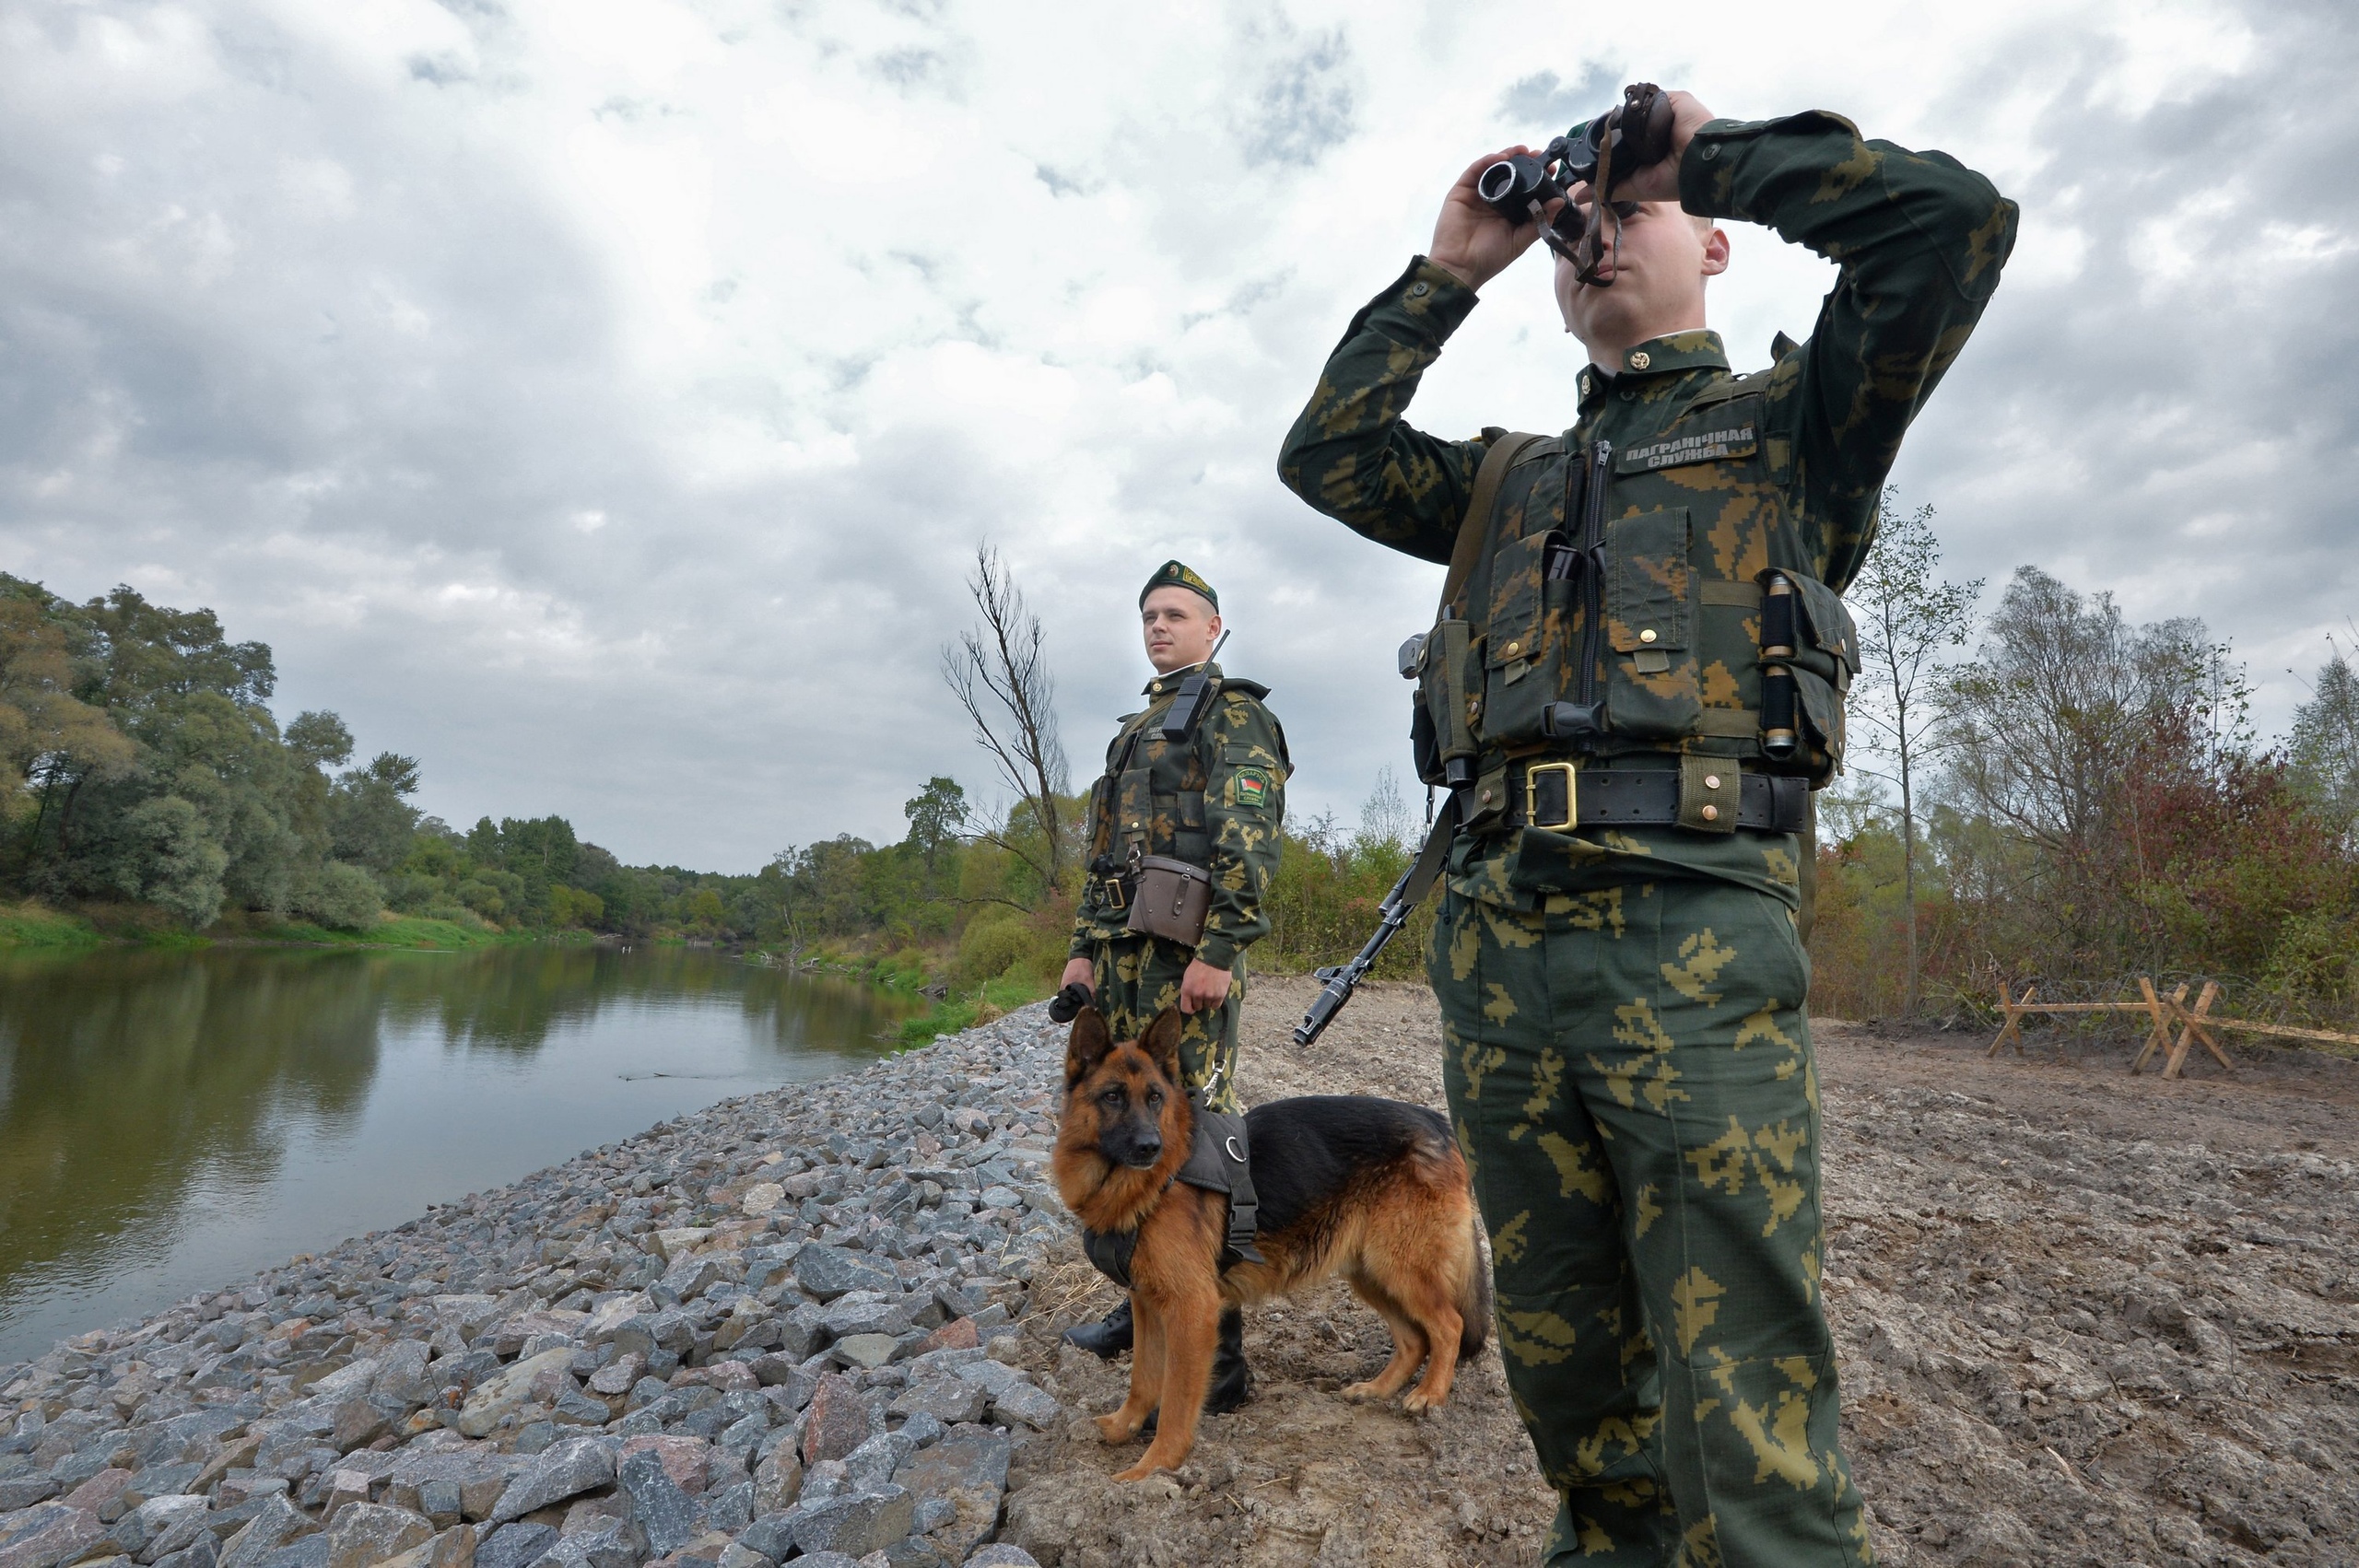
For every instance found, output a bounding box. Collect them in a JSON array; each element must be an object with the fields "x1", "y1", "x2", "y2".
[
  {"x1": 0, "y1": 901, "x2": 102, "y2": 951},
  {"x1": 896, "y1": 974, "x2": 1052, "y2": 1047},
  {"x1": 247, "y1": 913, "x2": 522, "y2": 949}
]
